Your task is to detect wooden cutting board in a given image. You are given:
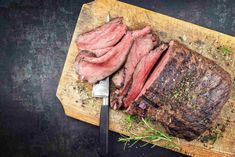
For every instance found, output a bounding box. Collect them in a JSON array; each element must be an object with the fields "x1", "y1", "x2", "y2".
[{"x1": 56, "y1": 0, "x2": 235, "y2": 156}]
